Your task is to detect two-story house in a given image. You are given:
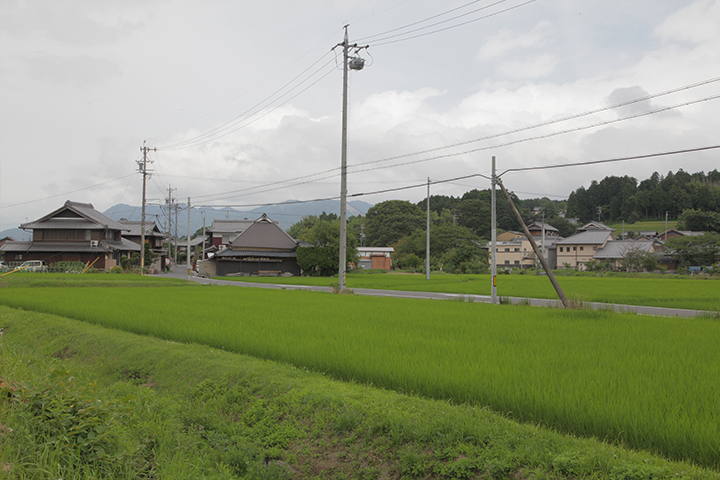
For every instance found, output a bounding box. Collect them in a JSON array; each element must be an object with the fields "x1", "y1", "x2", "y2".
[{"x1": 0, "y1": 200, "x2": 140, "y2": 270}]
